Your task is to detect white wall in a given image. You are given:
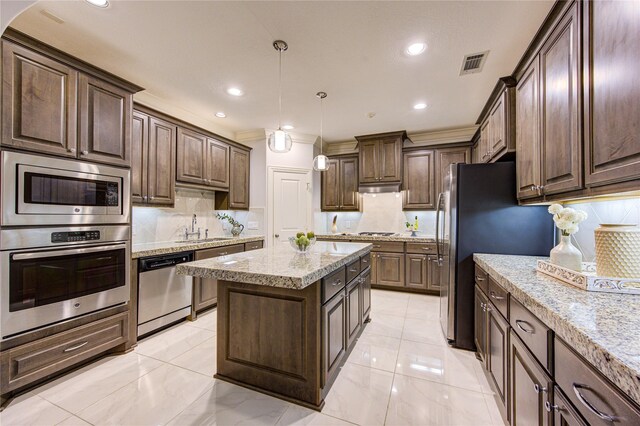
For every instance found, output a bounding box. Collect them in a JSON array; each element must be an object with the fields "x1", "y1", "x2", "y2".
[
  {"x1": 565, "y1": 197, "x2": 640, "y2": 262},
  {"x1": 317, "y1": 192, "x2": 436, "y2": 236}
]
